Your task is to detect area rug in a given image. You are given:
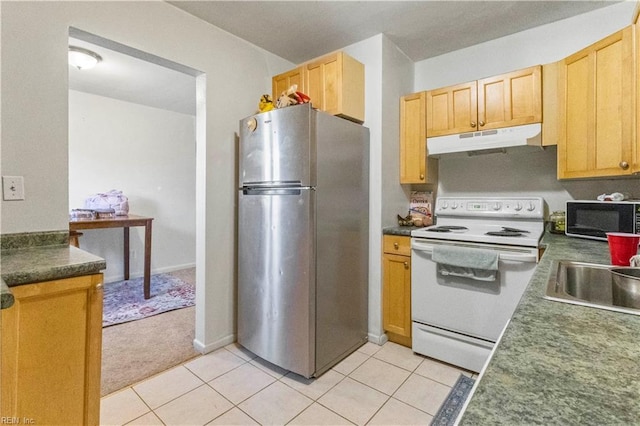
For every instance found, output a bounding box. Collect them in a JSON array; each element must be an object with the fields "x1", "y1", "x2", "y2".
[
  {"x1": 103, "y1": 273, "x2": 195, "y2": 327},
  {"x1": 431, "y1": 374, "x2": 476, "y2": 426}
]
